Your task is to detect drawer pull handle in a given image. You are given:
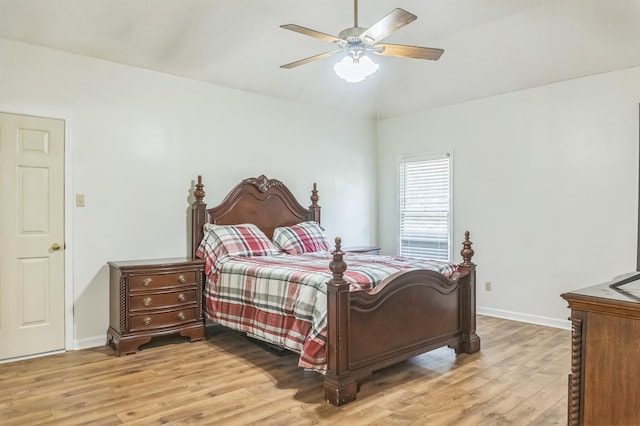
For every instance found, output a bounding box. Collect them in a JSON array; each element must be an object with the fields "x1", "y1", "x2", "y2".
[
  {"x1": 177, "y1": 275, "x2": 186, "y2": 283},
  {"x1": 143, "y1": 297, "x2": 152, "y2": 307},
  {"x1": 143, "y1": 317, "x2": 152, "y2": 326},
  {"x1": 177, "y1": 312, "x2": 186, "y2": 321},
  {"x1": 177, "y1": 293, "x2": 186, "y2": 302},
  {"x1": 142, "y1": 278, "x2": 152, "y2": 287}
]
